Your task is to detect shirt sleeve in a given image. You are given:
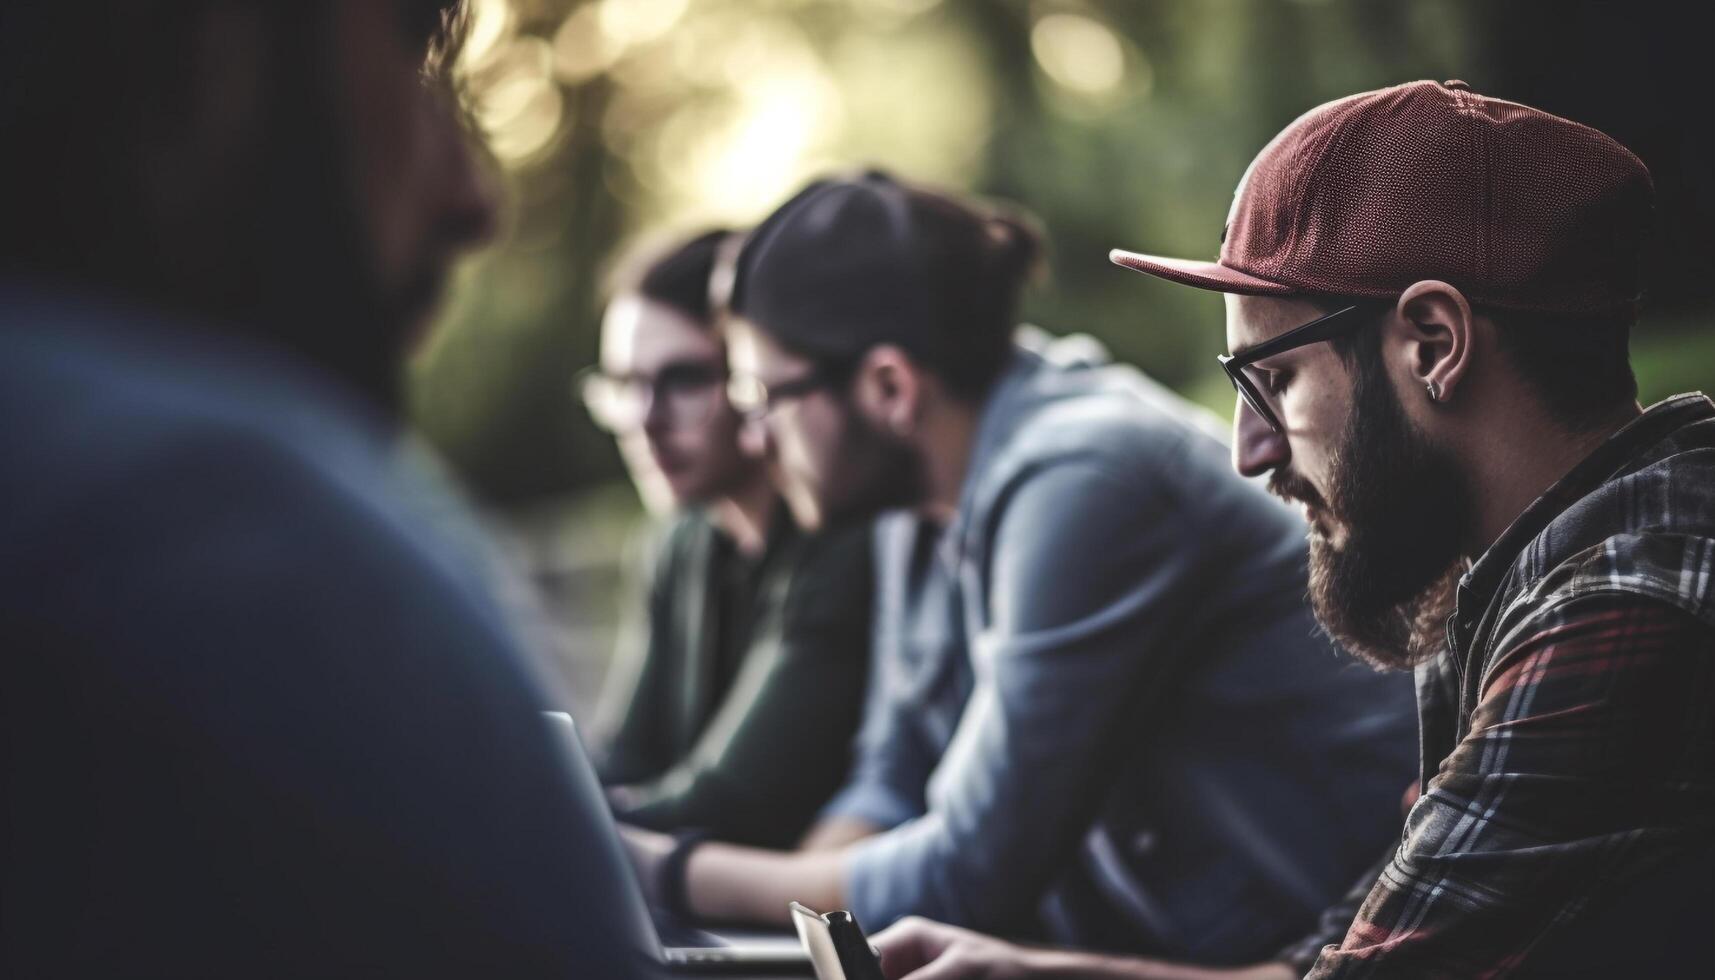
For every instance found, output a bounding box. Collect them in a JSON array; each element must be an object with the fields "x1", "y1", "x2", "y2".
[
  {"x1": 1276, "y1": 852, "x2": 1394, "y2": 975},
  {"x1": 1307, "y1": 597, "x2": 1715, "y2": 978},
  {"x1": 615, "y1": 523, "x2": 876, "y2": 847},
  {"x1": 843, "y1": 450, "x2": 1216, "y2": 931}
]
